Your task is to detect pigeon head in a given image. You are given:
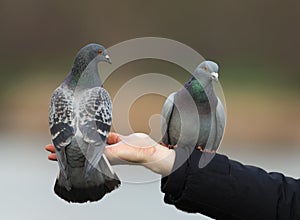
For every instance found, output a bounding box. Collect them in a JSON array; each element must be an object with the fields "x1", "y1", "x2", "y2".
[
  {"x1": 194, "y1": 61, "x2": 219, "y2": 86},
  {"x1": 72, "y1": 43, "x2": 111, "y2": 74},
  {"x1": 77, "y1": 43, "x2": 111, "y2": 64}
]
